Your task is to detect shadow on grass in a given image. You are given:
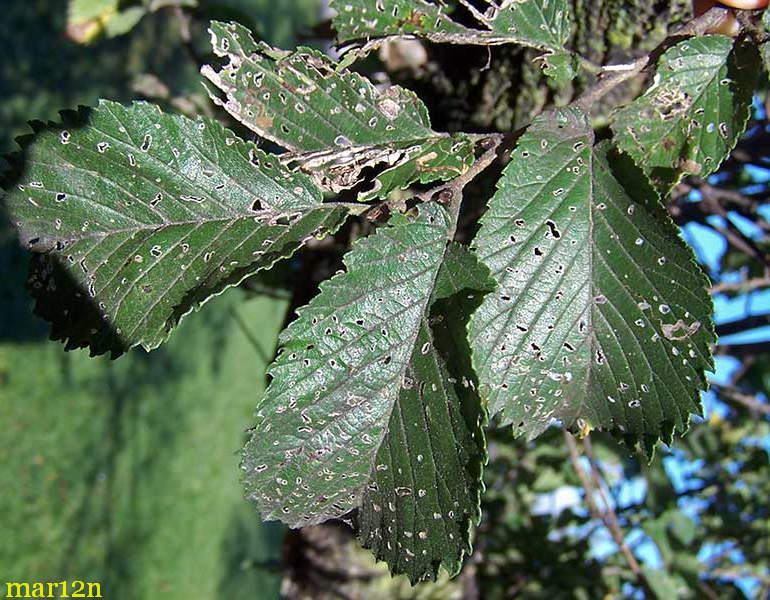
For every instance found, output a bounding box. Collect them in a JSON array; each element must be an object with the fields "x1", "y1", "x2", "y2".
[
  {"x1": 217, "y1": 510, "x2": 285, "y2": 599},
  {"x1": 0, "y1": 225, "x2": 47, "y2": 341},
  {"x1": 53, "y1": 342, "x2": 193, "y2": 595}
]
